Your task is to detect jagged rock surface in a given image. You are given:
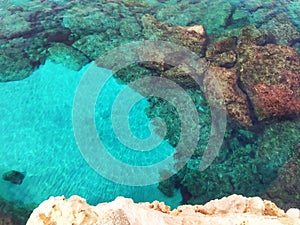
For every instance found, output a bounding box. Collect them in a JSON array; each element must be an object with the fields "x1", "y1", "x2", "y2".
[{"x1": 26, "y1": 194, "x2": 300, "y2": 225}]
